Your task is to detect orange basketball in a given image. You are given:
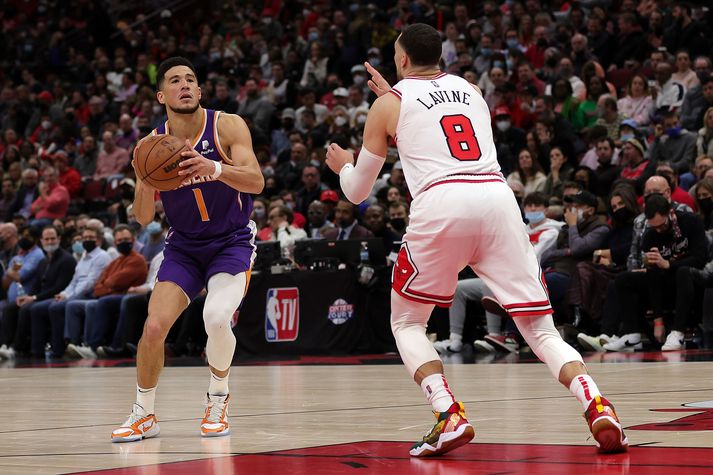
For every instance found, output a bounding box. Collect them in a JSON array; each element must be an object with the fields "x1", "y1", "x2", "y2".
[{"x1": 133, "y1": 134, "x2": 189, "y2": 191}]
